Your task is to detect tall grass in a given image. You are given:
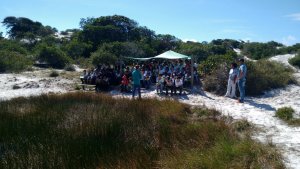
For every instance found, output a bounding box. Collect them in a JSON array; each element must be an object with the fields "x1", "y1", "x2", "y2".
[{"x1": 0, "y1": 93, "x2": 285, "y2": 169}]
